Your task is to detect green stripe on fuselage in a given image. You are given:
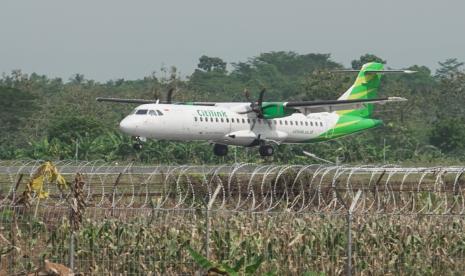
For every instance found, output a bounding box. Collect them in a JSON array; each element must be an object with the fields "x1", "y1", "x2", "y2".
[{"x1": 304, "y1": 115, "x2": 383, "y2": 143}]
